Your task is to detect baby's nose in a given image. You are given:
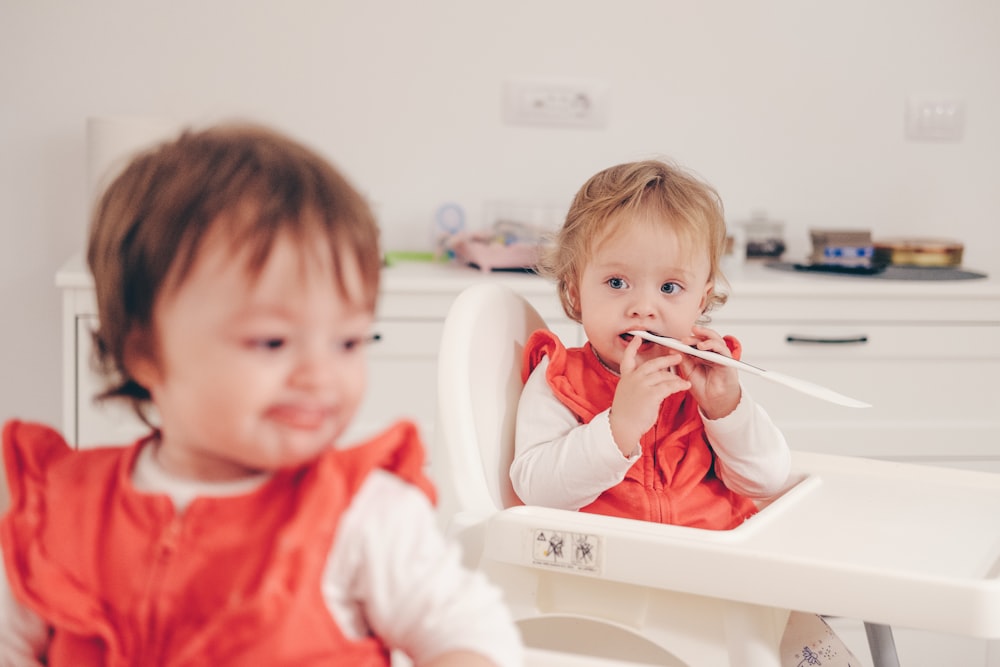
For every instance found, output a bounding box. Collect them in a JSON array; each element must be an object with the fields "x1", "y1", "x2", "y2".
[
  {"x1": 289, "y1": 348, "x2": 336, "y2": 390},
  {"x1": 628, "y1": 293, "x2": 658, "y2": 318}
]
